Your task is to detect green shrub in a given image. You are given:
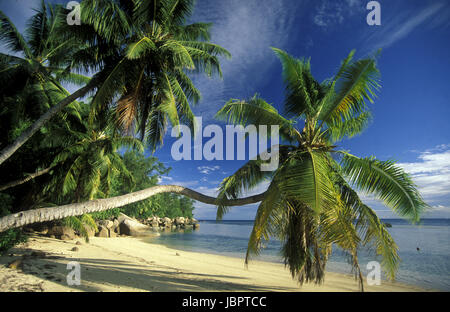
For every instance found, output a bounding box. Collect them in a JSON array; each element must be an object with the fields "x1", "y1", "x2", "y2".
[
  {"x1": 90, "y1": 208, "x2": 121, "y2": 220},
  {"x1": 0, "y1": 193, "x2": 28, "y2": 254},
  {"x1": 0, "y1": 229, "x2": 28, "y2": 255}
]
